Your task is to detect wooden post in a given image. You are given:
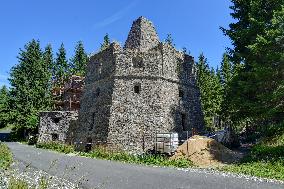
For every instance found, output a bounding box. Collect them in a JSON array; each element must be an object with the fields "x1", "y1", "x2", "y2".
[{"x1": 187, "y1": 130, "x2": 189, "y2": 158}]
